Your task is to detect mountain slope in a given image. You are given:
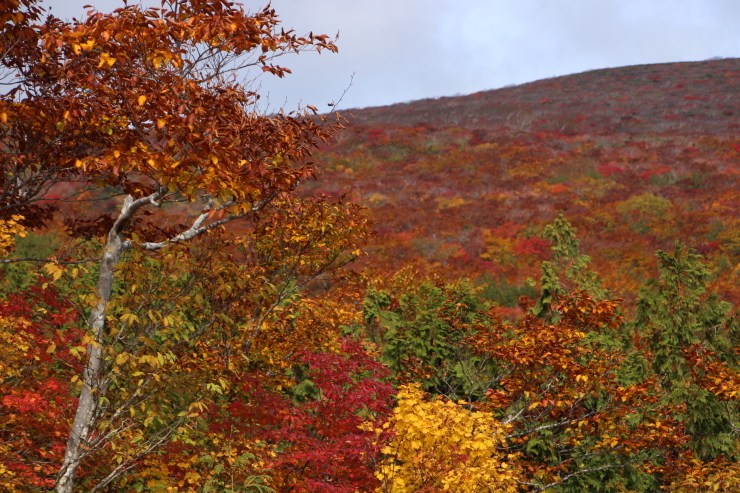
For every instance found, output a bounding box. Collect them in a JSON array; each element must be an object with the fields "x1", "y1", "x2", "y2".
[{"x1": 309, "y1": 59, "x2": 740, "y2": 311}]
